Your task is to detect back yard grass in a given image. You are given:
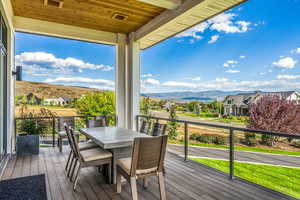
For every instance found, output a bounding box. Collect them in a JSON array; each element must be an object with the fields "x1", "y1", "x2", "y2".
[
  {"x1": 190, "y1": 158, "x2": 300, "y2": 199},
  {"x1": 169, "y1": 140, "x2": 300, "y2": 156}
]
